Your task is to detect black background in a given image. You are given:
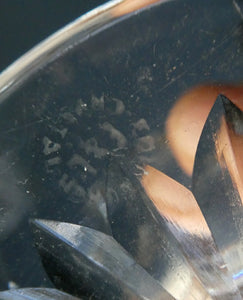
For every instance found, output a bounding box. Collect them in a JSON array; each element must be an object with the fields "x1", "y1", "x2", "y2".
[{"x1": 0, "y1": 0, "x2": 107, "y2": 72}]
